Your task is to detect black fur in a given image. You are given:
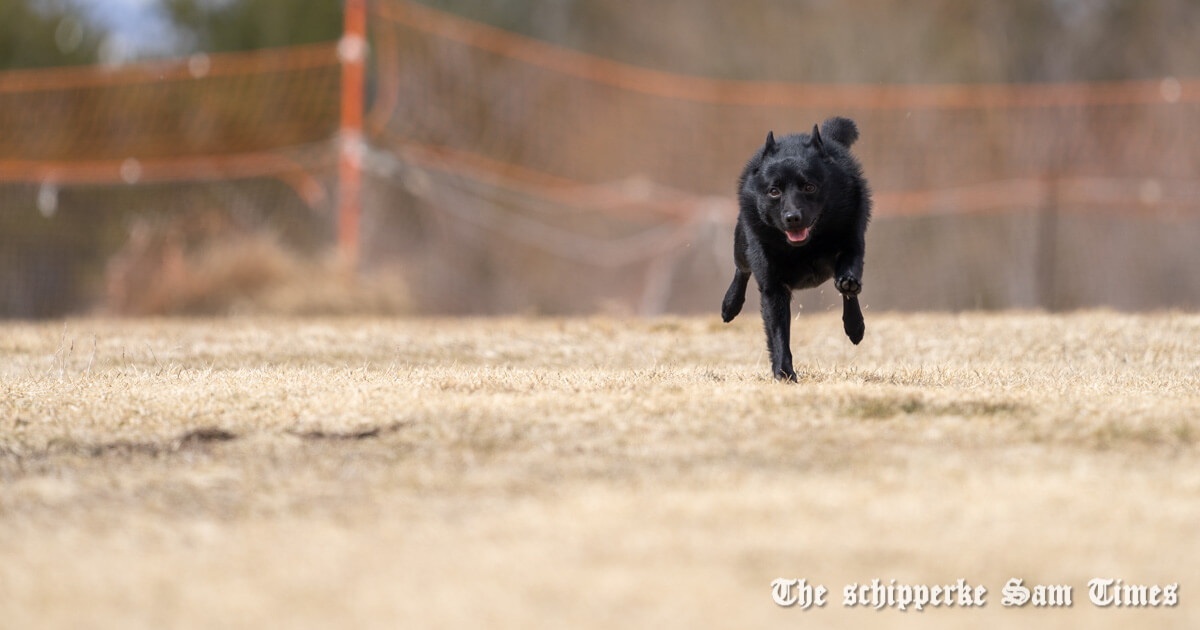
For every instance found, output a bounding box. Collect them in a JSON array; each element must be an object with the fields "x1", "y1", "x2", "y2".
[{"x1": 721, "y1": 116, "x2": 871, "y2": 381}]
